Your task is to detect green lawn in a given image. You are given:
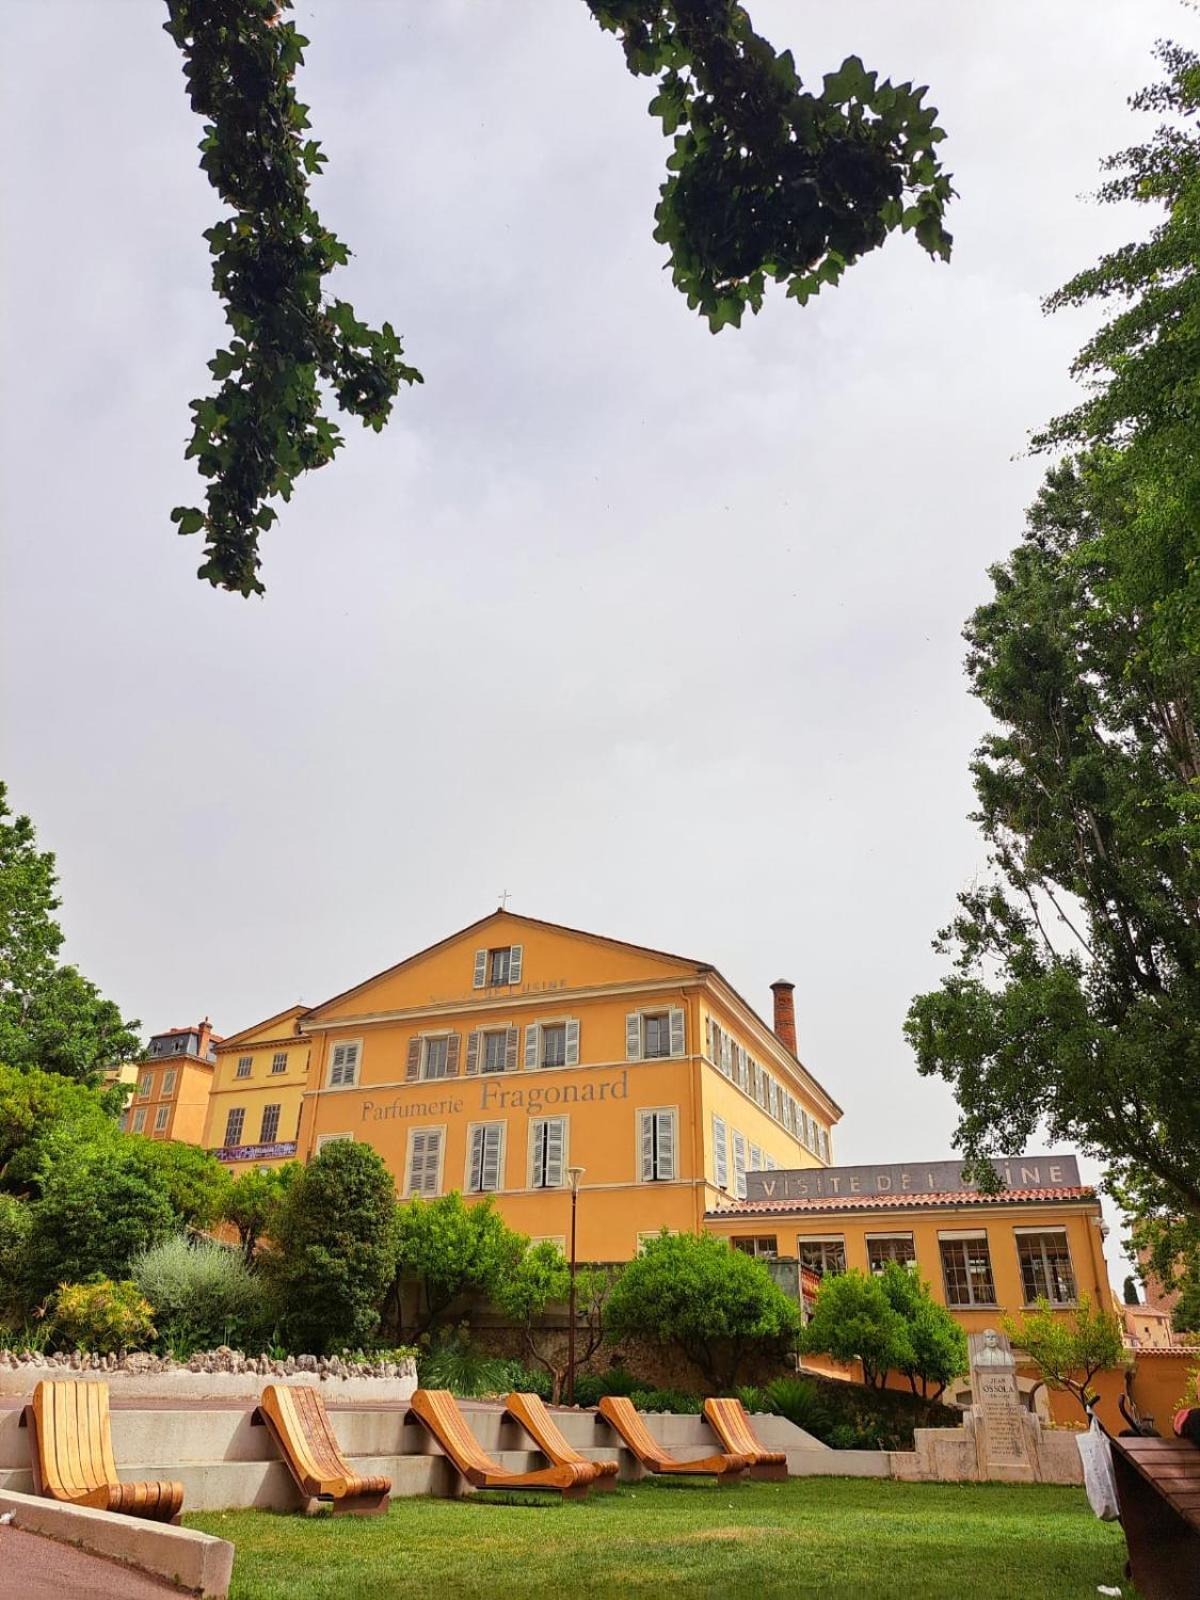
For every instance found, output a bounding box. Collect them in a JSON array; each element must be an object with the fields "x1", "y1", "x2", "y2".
[{"x1": 189, "y1": 1477, "x2": 1133, "y2": 1599}]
